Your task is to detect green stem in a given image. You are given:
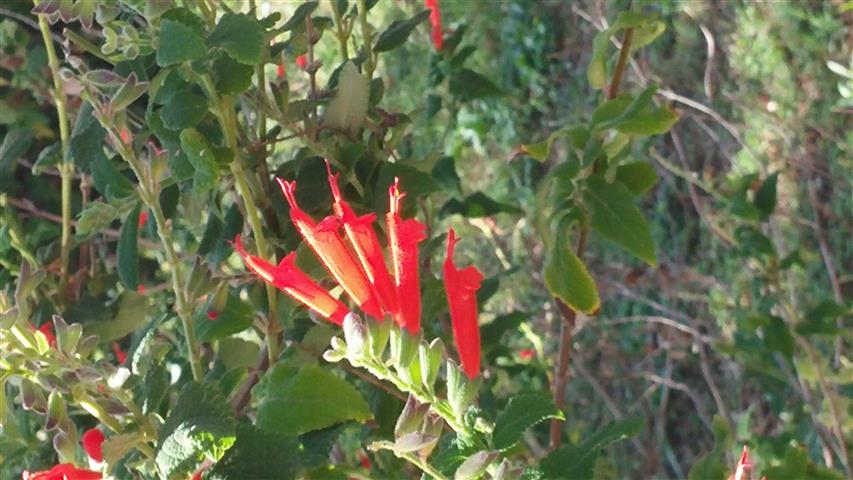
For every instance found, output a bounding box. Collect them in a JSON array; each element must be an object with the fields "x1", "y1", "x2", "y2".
[
  {"x1": 36, "y1": 12, "x2": 72, "y2": 292},
  {"x1": 399, "y1": 451, "x2": 449, "y2": 480},
  {"x1": 357, "y1": 0, "x2": 375, "y2": 78},
  {"x1": 109, "y1": 140, "x2": 204, "y2": 381},
  {"x1": 330, "y1": 0, "x2": 349, "y2": 60},
  {"x1": 217, "y1": 94, "x2": 280, "y2": 363}
]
